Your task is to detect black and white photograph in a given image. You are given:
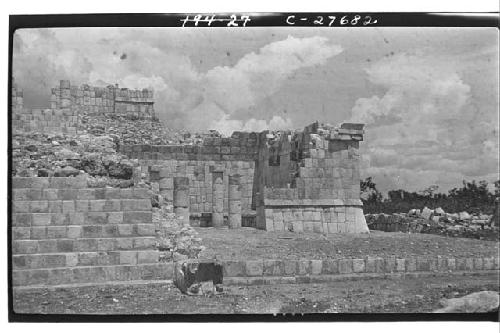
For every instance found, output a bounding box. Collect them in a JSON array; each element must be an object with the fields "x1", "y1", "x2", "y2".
[{"x1": 6, "y1": 9, "x2": 500, "y2": 321}]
